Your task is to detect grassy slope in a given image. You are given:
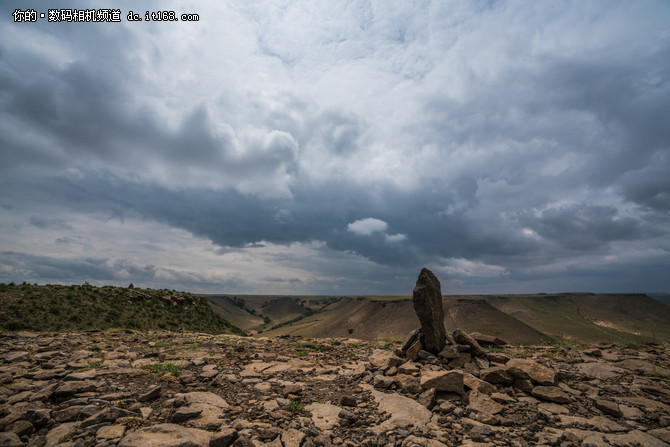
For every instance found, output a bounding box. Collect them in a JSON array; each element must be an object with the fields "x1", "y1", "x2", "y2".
[
  {"x1": 251, "y1": 294, "x2": 670, "y2": 344},
  {"x1": 261, "y1": 296, "x2": 553, "y2": 344},
  {"x1": 0, "y1": 283, "x2": 245, "y2": 335},
  {"x1": 202, "y1": 295, "x2": 265, "y2": 331},
  {"x1": 484, "y1": 293, "x2": 670, "y2": 344},
  {"x1": 202, "y1": 295, "x2": 345, "y2": 333},
  {"x1": 443, "y1": 297, "x2": 554, "y2": 344}
]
